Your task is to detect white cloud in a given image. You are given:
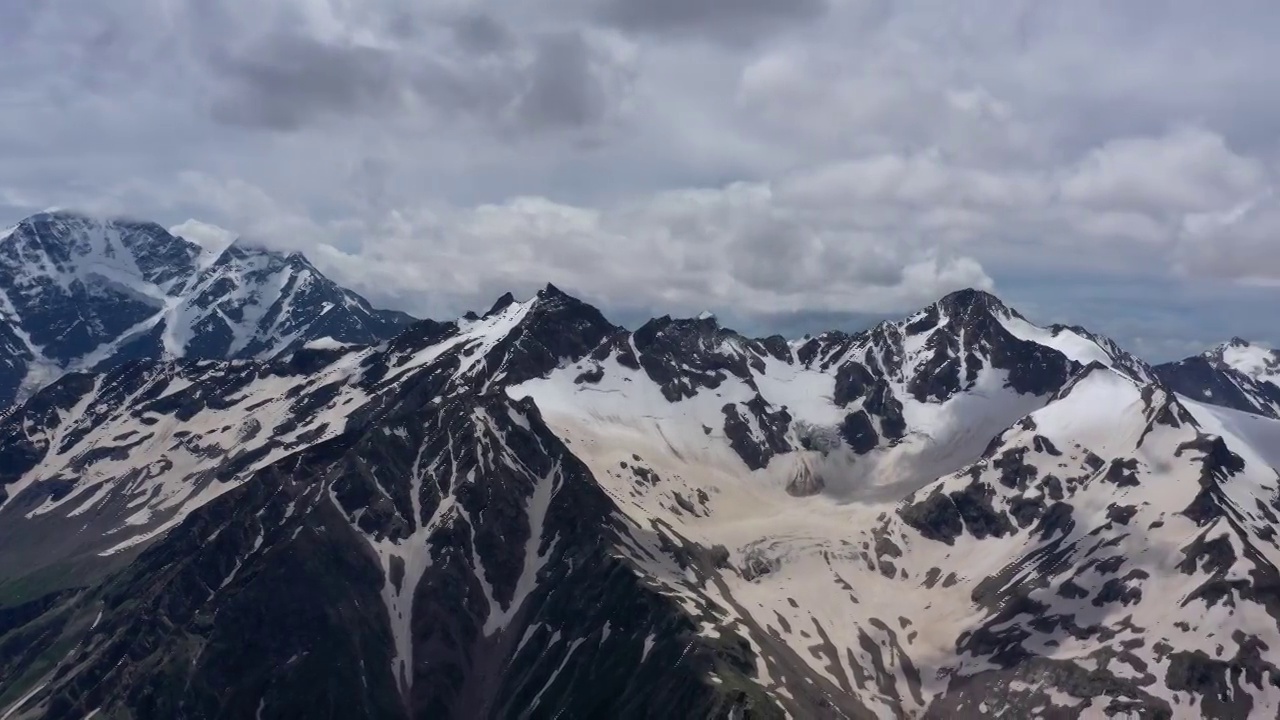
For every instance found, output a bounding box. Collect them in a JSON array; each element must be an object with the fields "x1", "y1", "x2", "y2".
[
  {"x1": 1058, "y1": 127, "x2": 1268, "y2": 213},
  {"x1": 297, "y1": 183, "x2": 995, "y2": 318},
  {"x1": 1176, "y1": 190, "x2": 1280, "y2": 282},
  {"x1": 775, "y1": 153, "x2": 1048, "y2": 210},
  {"x1": 168, "y1": 219, "x2": 238, "y2": 254}
]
